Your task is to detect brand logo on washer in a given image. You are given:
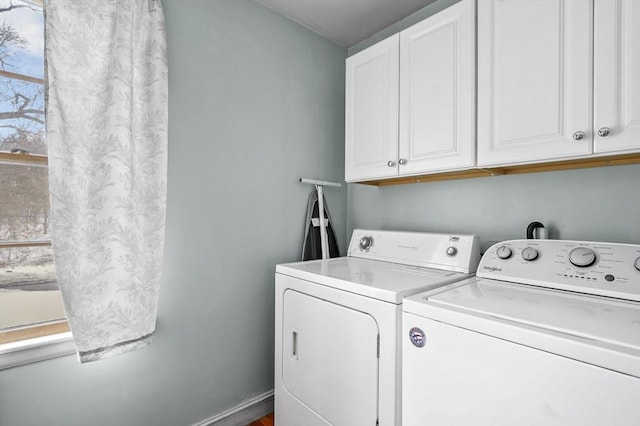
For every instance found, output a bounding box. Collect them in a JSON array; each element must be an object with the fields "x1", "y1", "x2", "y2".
[
  {"x1": 483, "y1": 266, "x2": 502, "y2": 272},
  {"x1": 409, "y1": 327, "x2": 426, "y2": 348}
]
